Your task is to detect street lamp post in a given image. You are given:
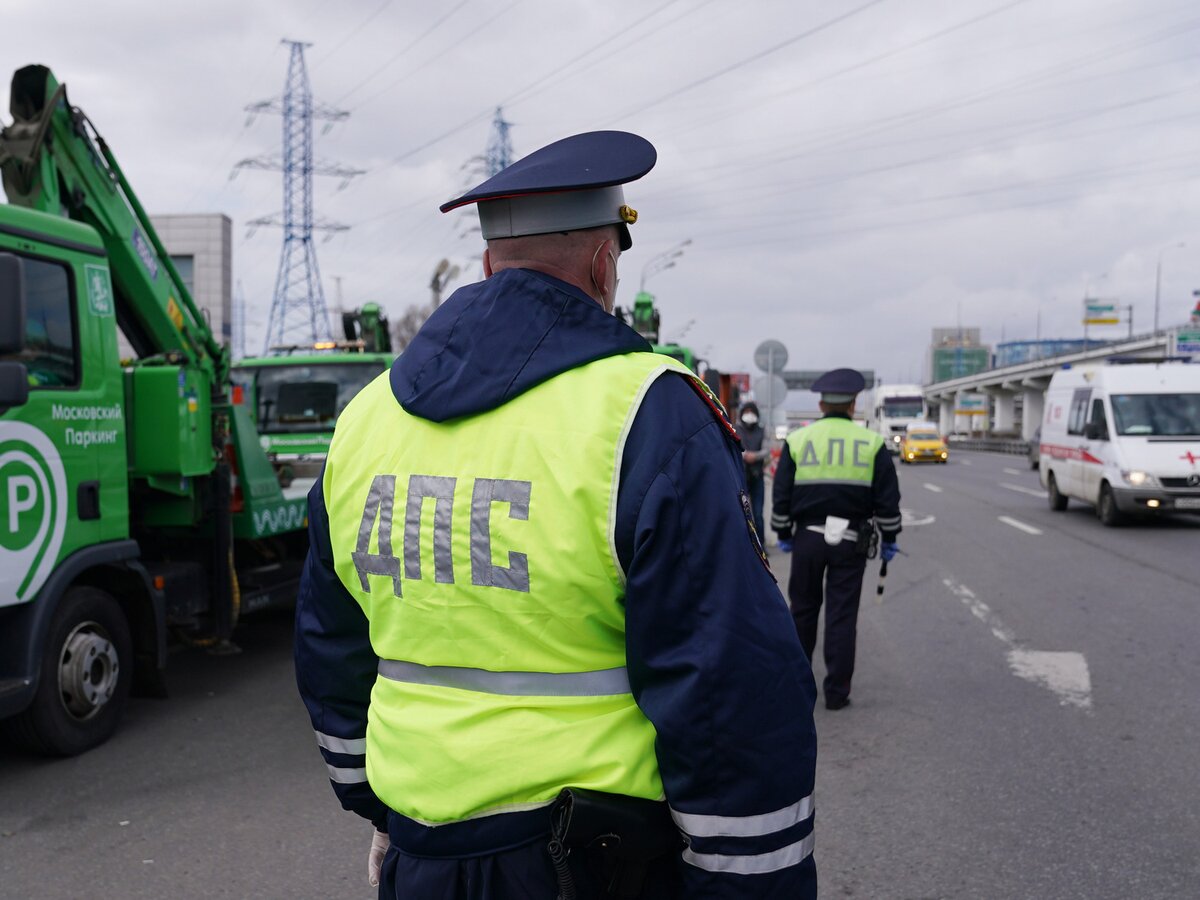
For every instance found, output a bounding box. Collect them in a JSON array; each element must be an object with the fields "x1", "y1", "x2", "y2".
[
  {"x1": 640, "y1": 238, "x2": 691, "y2": 291},
  {"x1": 1154, "y1": 241, "x2": 1186, "y2": 333}
]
